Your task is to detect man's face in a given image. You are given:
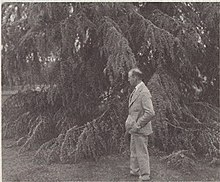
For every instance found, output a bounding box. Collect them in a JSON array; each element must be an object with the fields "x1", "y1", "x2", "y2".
[{"x1": 128, "y1": 72, "x2": 136, "y2": 87}]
